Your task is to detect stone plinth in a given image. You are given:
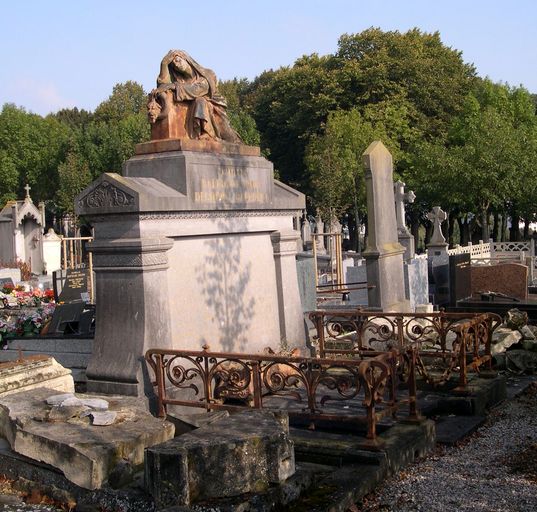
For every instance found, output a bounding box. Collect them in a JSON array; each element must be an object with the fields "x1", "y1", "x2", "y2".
[
  {"x1": 362, "y1": 141, "x2": 408, "y2": 311},
  {"x1": 145, "y1": 410, "x2": 295, "y2": 508},
  {"x1": 75, "y1": 148, "x2": 306, "y2": 398},
  {"x1": 0, "y1": 387, "x2": 174, "y2": 490},
  {"x1": 0, "y1": 356, "x2": 74, "y2": 397}
]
